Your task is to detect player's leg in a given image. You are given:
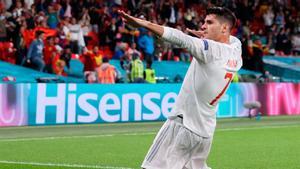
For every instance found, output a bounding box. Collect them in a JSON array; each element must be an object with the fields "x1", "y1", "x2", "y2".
[
  {"x1": 184, "y1": 137, "x2": 213, "y2": 169},
  {"x1": 141, "y1": 118, "x2": 189, "y2": 169},
  {"x1": 164, "y1": 122, "x2": 205, "y2": 169},
  {"x1": 141, "y1": 119, "x2": 172, "y2": 169},
  {"x1": 142, "y1": 117, "x2": 203, "y2": 169}
]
